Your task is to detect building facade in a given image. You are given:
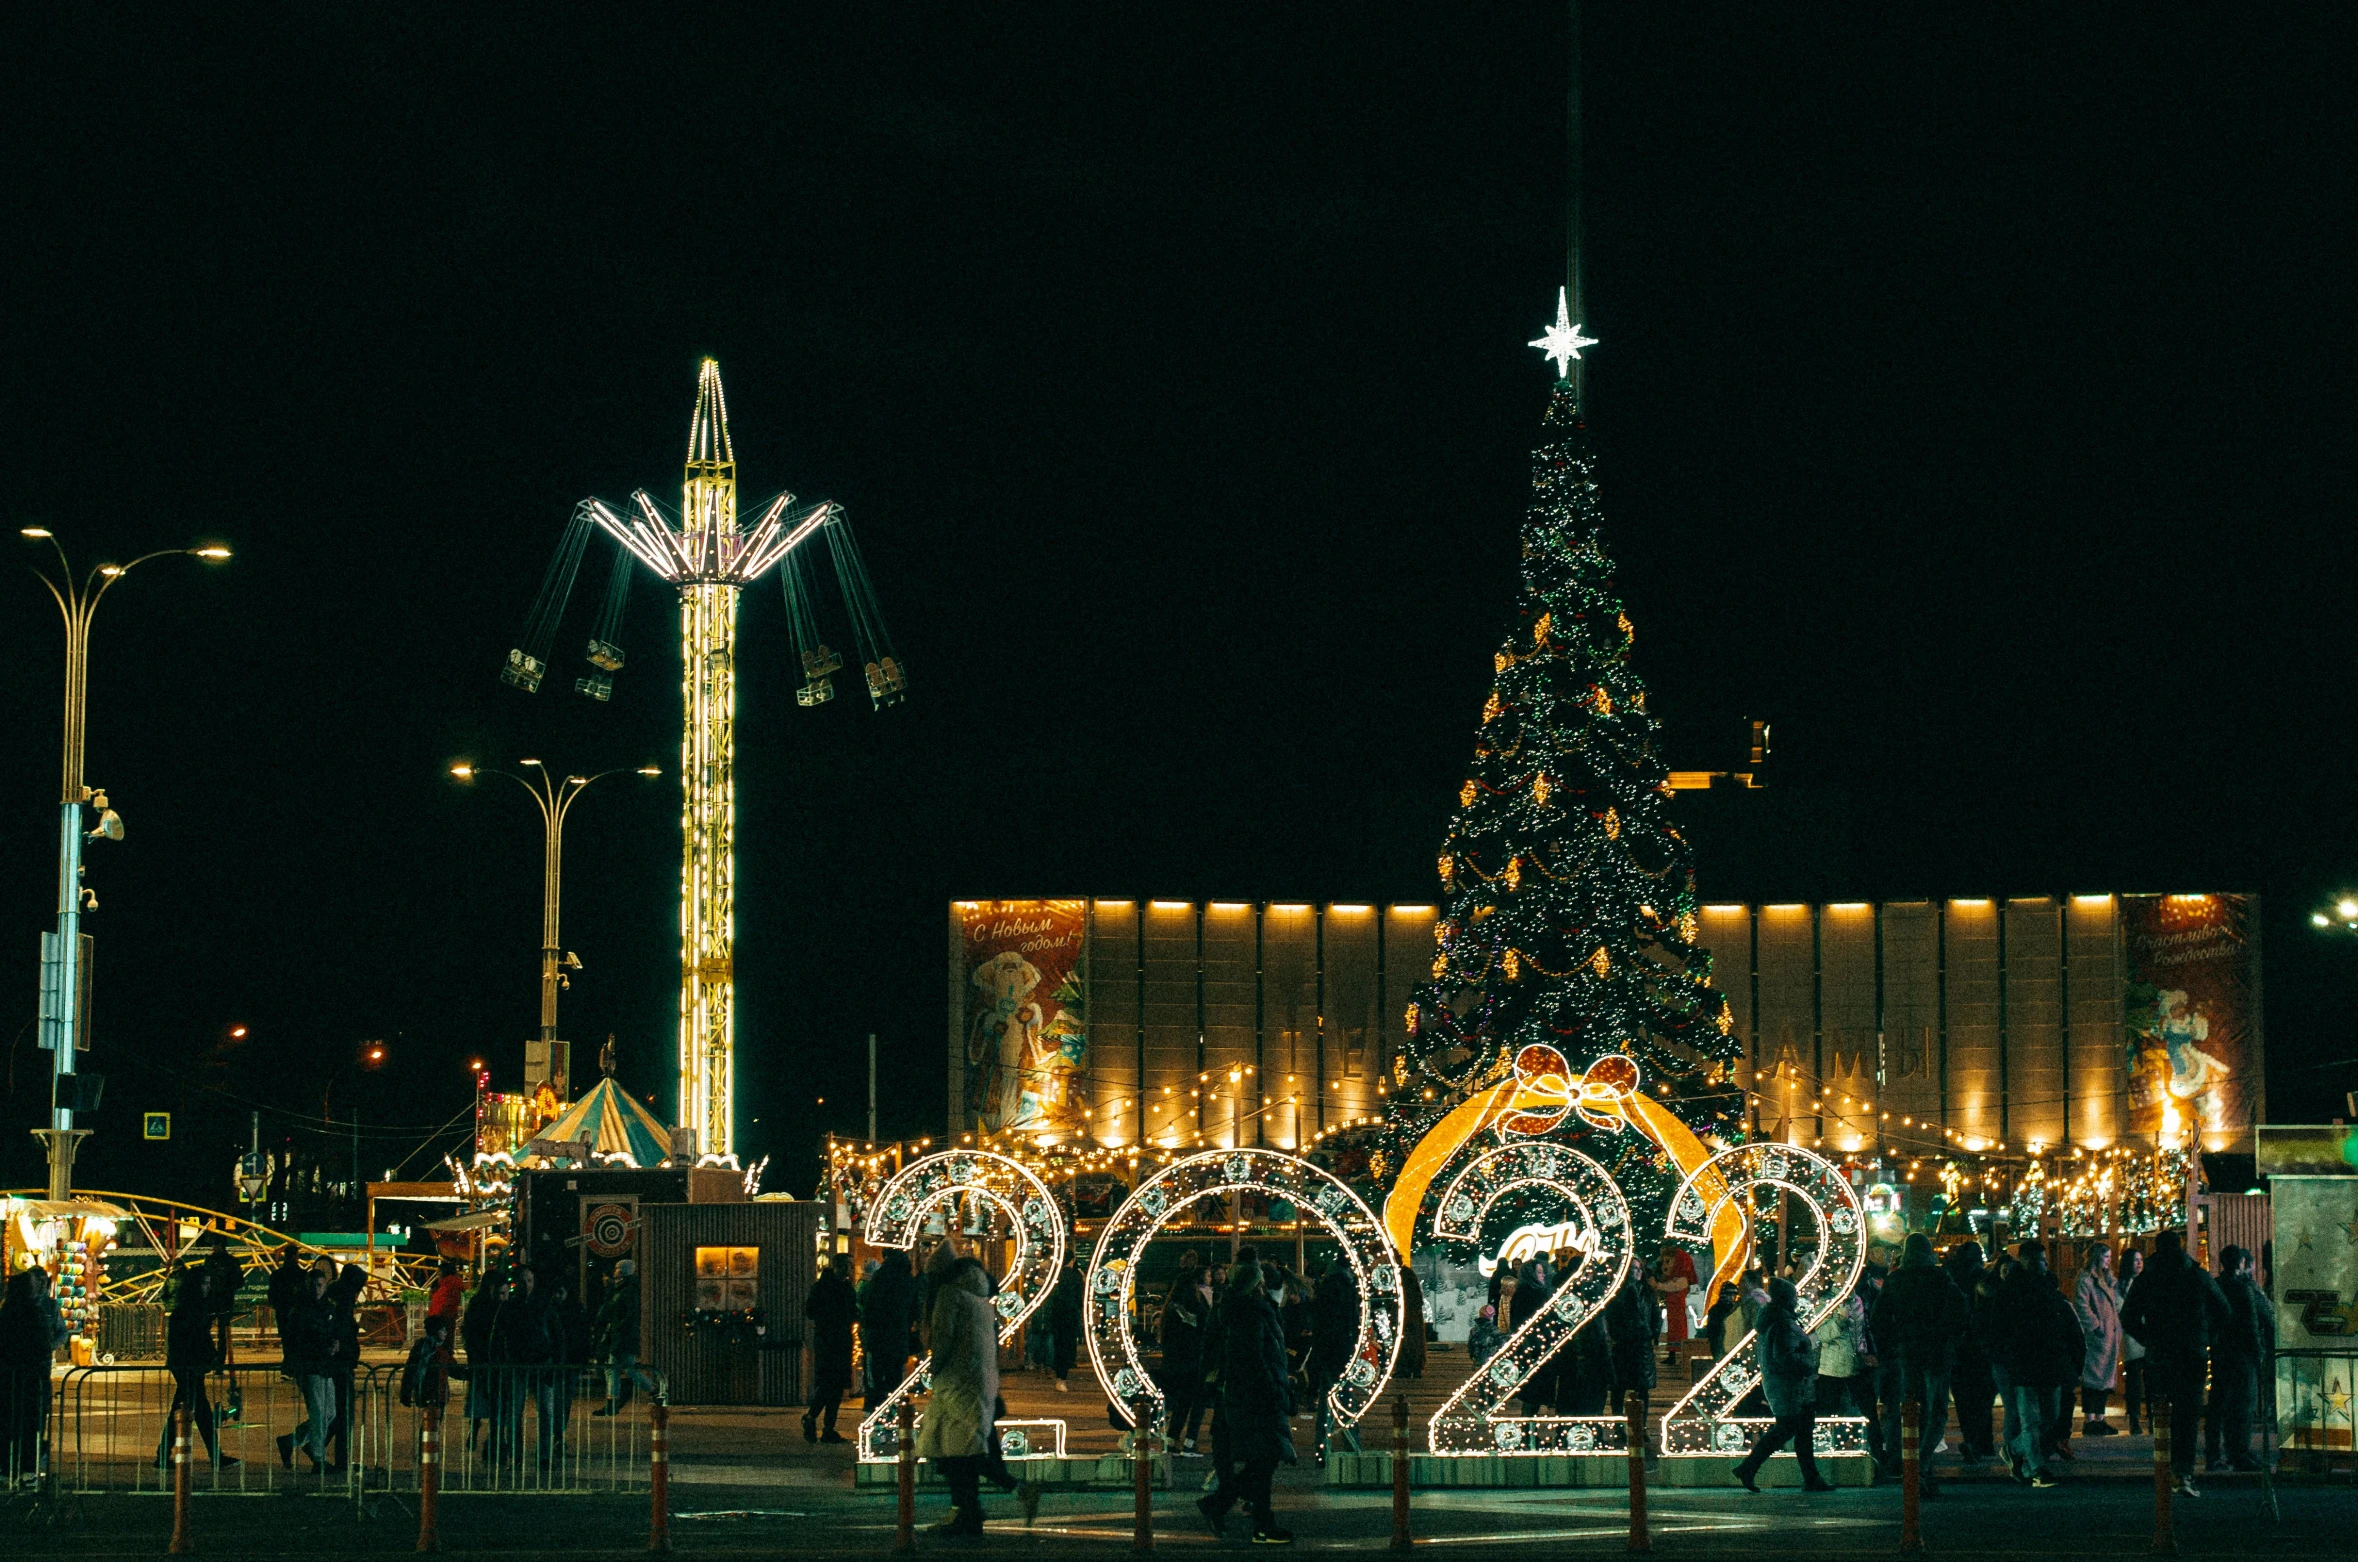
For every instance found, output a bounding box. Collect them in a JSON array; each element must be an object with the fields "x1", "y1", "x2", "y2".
[{"x1": 948, "y1": 892, "x2": 2261, "y2": 1157}]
